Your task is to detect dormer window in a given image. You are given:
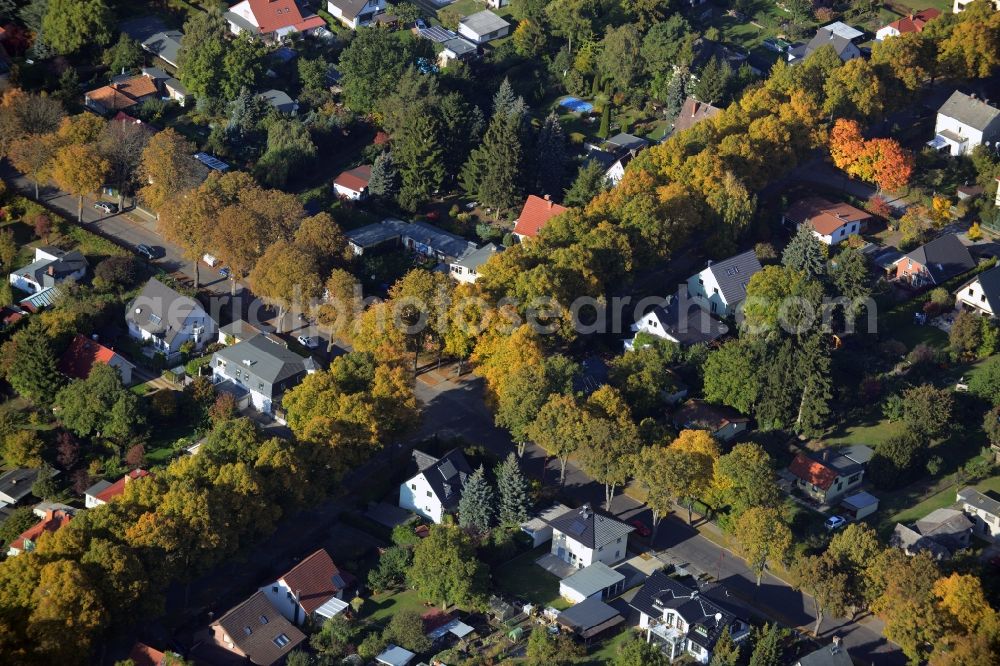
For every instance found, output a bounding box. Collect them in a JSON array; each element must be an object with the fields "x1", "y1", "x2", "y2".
[
  {"x1": 244, "y1": 626, "x2": 252, "y2": 636},
  {"x1": 274, "y1": 633, "x2": 290, "y2": 647}
]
